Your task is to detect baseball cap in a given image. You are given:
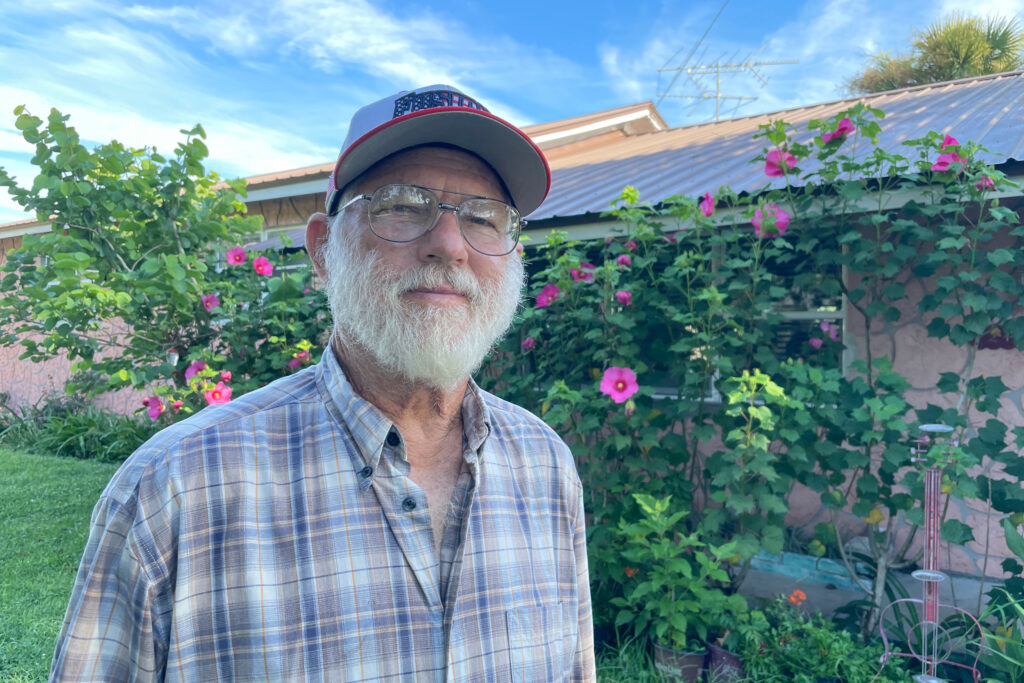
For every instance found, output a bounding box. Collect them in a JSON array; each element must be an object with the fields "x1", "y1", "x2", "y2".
[{"x1": 325, "y1": 85, "x2": 550, "y2": 217}]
